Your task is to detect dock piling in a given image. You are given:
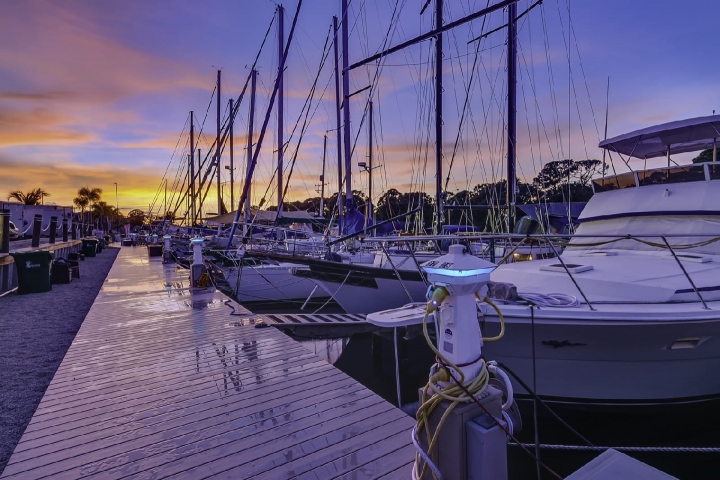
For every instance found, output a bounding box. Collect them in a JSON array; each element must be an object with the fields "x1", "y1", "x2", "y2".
[
  {"x1": 0, "y1": 209, "x2": 9, "y2": 254},
  {"x1": 49, "y1": 216, "x2": 58, "y2": 244},
  {"x1": 31, "y1": 214, "x2": 42, "y2": 248}
]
